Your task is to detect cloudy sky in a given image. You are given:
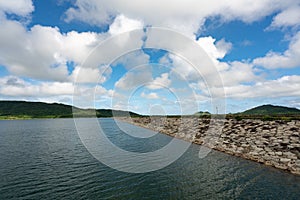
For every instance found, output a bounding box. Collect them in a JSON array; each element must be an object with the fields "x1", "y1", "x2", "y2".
[{"x1": 0, "y1": 0, "x2": 300, "y2": 114}]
